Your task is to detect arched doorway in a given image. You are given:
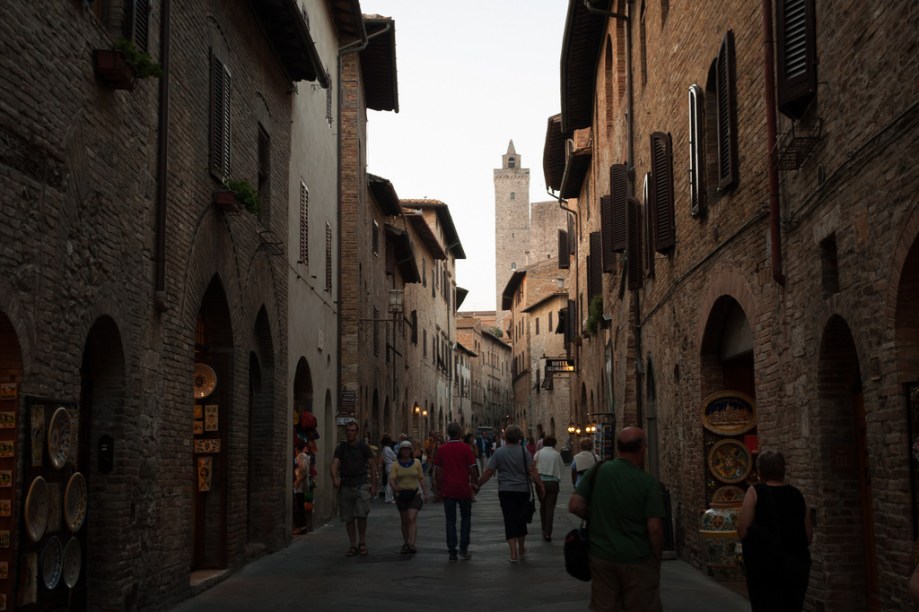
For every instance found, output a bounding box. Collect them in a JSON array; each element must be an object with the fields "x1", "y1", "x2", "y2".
[
  {"x1": 80, "y1": 316, "x2": 127, "y2": 607},
  {"x1": 247, "y1": 307, "x2": 275, "y2": 547},
  {"x1": 818, "y1": 315, "x2": 878, "y2": 610},
  {"x1": 192, "y1": 277, "x2": 234, "y2": 570}
]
